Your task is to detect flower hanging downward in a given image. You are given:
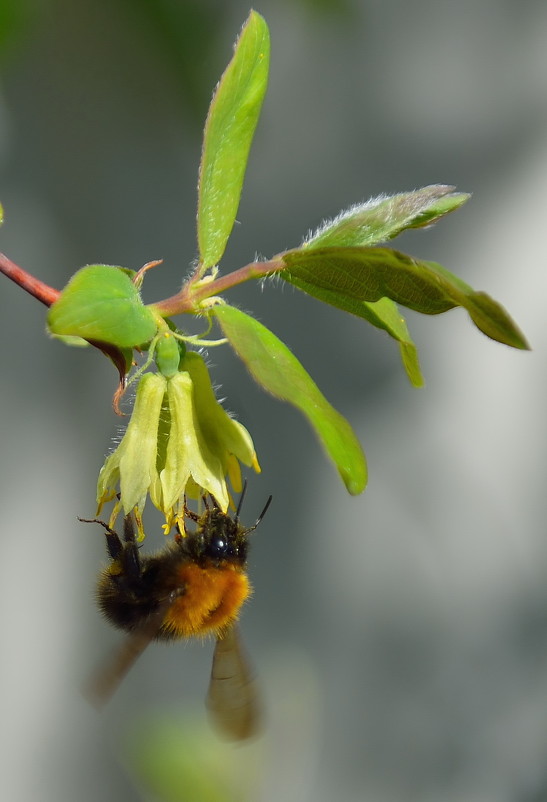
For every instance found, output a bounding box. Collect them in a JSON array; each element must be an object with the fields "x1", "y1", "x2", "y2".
[{"x1": 97, "y1": 352, "x2": 259, "y2": 531}]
